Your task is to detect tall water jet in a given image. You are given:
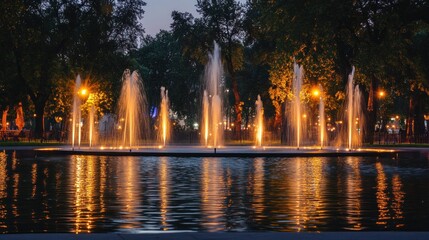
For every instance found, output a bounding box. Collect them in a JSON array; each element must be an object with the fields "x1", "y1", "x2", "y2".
[
  {"x1": 117, "y1": 70, "x2": 149, "y2": 148},
  {"x1": 201, "y1": 42, "x2": 223, "y2": 147},
  {"x1": 346, "y1": 67, "x2": 364, "y2": 149},
  {"x1": 291, "y1": 63, "x2": 304, "y2": 149},
  {"x1": 159, "y1": 87, "x2": 170, "y2": 147},
  {"x1": 88, "y1": 105, "x2": 95, "y2": 148},
  {"x1": 255, "y1": 95, "x2": 264, "y2": 147},
  {"x1": 71, "y1": 75, "x2": 82, "y2": 149},
  {"x1": 318, "y1": 86, "x2": 327, "y2": 149},
  {"x1": 203, "y1": 91, "x2": 209, "y2": 146}
]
